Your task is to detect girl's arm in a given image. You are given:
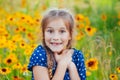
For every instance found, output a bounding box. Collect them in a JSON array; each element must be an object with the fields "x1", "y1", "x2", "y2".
[
  {"x1": 33, "y1": 49, "x2": 72, "y2": 80},
  {"x1": 68, "y1": 62, "x2": 80, "y2": 80},
  {"x1": 33, "y1": 66, "x2": 49, "y2": 80},
  {"x1": 33, "y1": 62, "x2": 68, "y2": 80}
]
